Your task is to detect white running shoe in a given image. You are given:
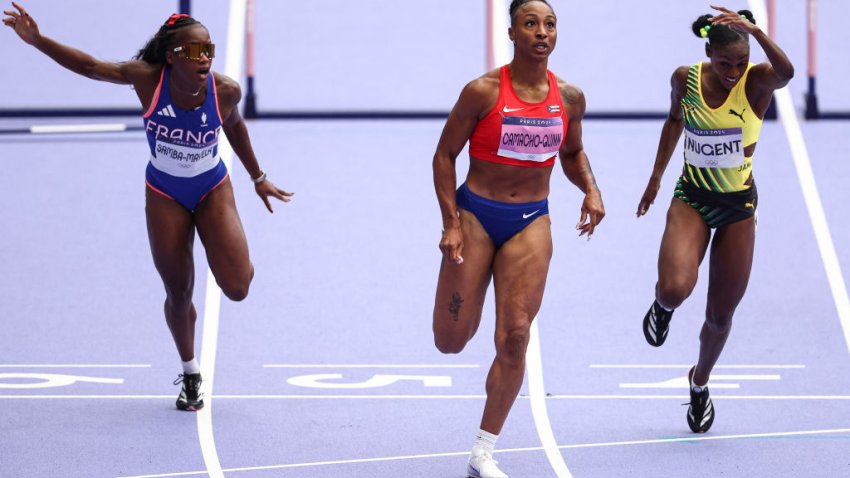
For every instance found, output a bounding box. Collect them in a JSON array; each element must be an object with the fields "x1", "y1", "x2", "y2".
[{"x1": 467, "y1": 447, "x2": 508, "y2": 478}]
